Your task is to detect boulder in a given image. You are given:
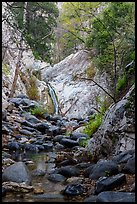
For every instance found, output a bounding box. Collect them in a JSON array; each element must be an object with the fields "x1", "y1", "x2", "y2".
[
  {"x1": 2, "y1": 161, "x2": 31, "y2": 185},
  {"x1": 96, "y1": 191, "x2": 135, "y2": 202}
]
